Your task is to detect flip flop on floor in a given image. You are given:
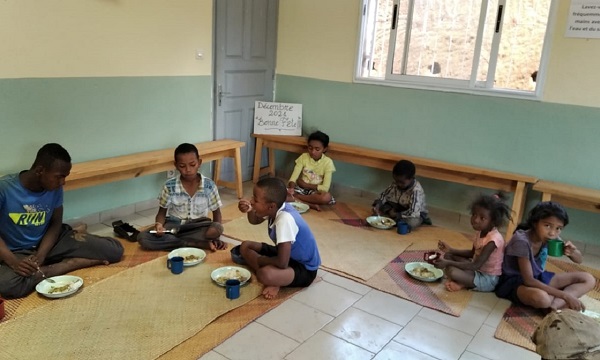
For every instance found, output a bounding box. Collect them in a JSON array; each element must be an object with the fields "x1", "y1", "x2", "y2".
[{"x1": 112, "y1": 220, "x2": 140, "y2": 242}]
